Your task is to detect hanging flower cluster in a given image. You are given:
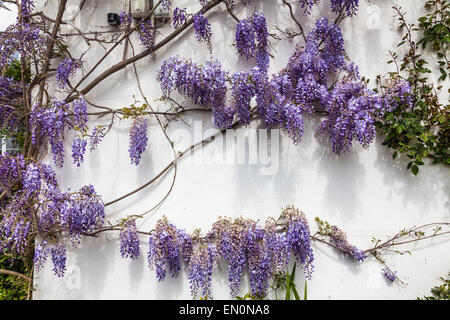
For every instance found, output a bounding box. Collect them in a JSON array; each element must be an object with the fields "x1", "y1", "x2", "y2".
[
  {"x1": 193, "y1": 13, "x2": 212, "y2": 43},
  {"x1": 330, "y1": 0, "x2": 359, "y2": 17},
  {"x1": 317, "y1": 66, "x2": 383, "y2": 154},
  {"x1": 299, "y1": 0, "x2": 360, "y2": 16},
  {"x1": 147, "y1": 216, "x2": 192, "y2": 281},
  {"x1": 119, "y1": 11, "x2": 132, "y2": 29},
  {"x1": 30, "y1": 96, "x2": 92, "y2": 168},
  {"x1": 111, "y1": 207, "x2": 316, "y2": 299},
  {"x1": 382, "y1": 267, "x2": 397, "y2": 282},
  {"x1": 321, "y1": 224, "x2": 367, "y2": 261},
  {"x1": 382, "y1": 77, "x2": 414, "y2": 112},
  {"x1": 235, "y1": 11, "x2": 269, "y2": 72},
  {"x1": 0, "y1": 2, "x2": 49, "y2": 71},
  {"x1": 56, "y1": 58, "x2": 82, "y2": 89},
  {"x1": 137, "y1": 18, "x2": 155, "y2": 52},
  {"x1": 120, "y1": 219, "x2": 140, "y2": 260},
  {"x1": 0, "y1": 154, "x2": 105, "y2": 278},
  {"x1": 172, "y1": 7, "x2": 187, "y2": 29},
  {"x1": 128, "y1": 116, "x2": 148, "y2": 165},
  {"x1": 0, "y1": 75, "x2": 23, "y2": 131},
  {"x1": 188, "y1": 244, "x2": 216, "y2": 299},
  {"x1": 30, "y1": 100, "x2": 69, "y2": 168},
  {"x1": 157, "y1": 56, "x2": 230, "y2": 127}
]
